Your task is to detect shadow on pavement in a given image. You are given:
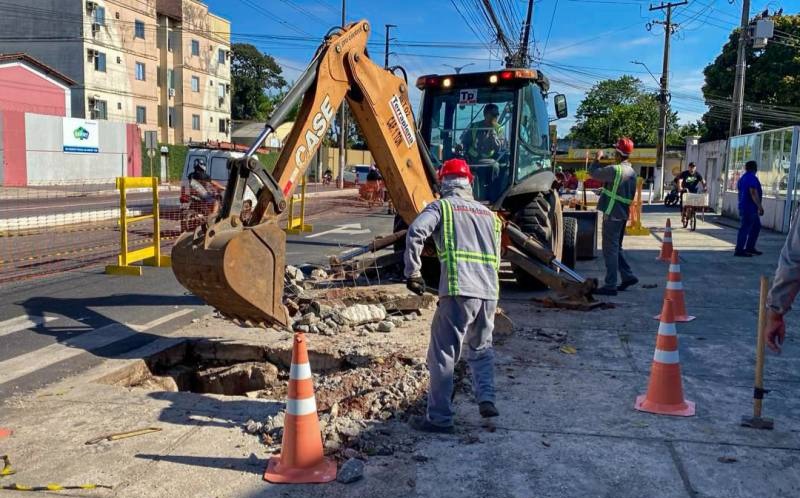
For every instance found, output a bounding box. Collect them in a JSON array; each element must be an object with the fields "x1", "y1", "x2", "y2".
[{"x1": 134, "y1": 453, "x2": 266, "y2": 475}]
